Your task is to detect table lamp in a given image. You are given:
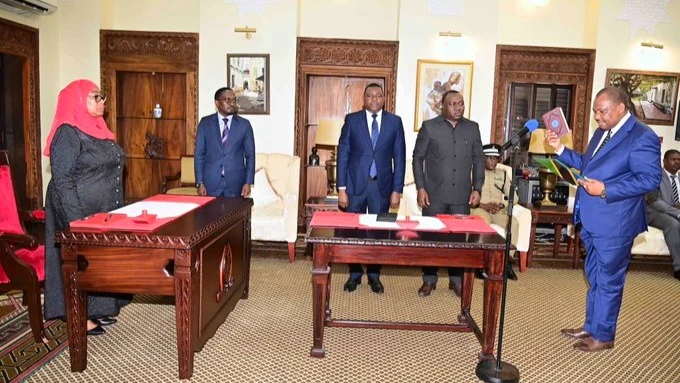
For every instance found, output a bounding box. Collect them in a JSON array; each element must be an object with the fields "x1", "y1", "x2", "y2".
[
  {"x1": 315, "y1": 119, "x2": 344, "y2": 195},
  {"x1": 528, "y1": 128, "x2": 573, "y2": 206}
]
